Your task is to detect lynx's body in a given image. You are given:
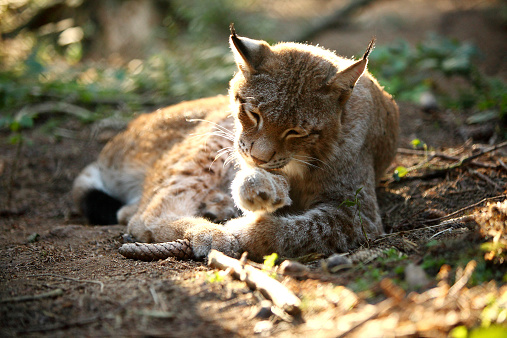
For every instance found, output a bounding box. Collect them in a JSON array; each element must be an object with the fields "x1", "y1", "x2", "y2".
[{"x1": 73, "y1": 28, "x2": 399, "y2": 261}]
